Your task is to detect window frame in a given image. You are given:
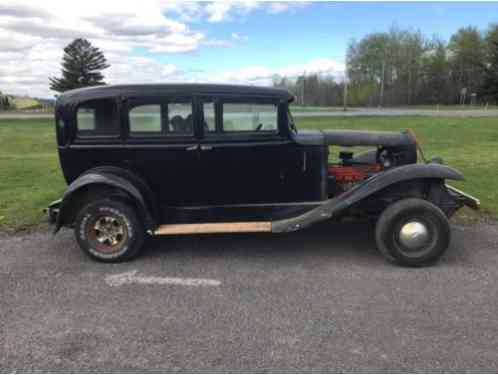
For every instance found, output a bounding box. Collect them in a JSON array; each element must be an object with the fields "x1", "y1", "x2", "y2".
[
  {"x1": 200, "y1": 99, "x2": 218, "y2": 134},
  {"x1": 201, "y1": 95, "x2": 283, "y2": 141},
  {"x1": 199, "y1": 96, "x2": 222, "y2": 136},
  {"x1": 128, "y1": 102, "x2": 167, "y2": 137},
  {"x1": 124, "y1": 96, "x2": 196, "y2": 142},
  {"x1": 222, "y1": 101, "x2": 279, "y2": 134},
  {"x1": 74, "y1": 97, "x2": 121, "y2": 142}
]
